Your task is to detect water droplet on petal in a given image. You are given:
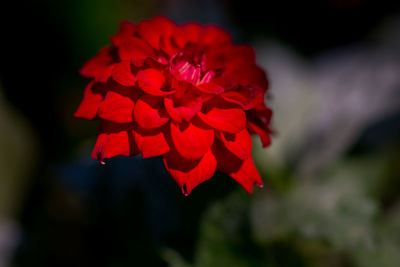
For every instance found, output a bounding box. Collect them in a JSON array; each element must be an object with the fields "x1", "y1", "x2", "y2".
[{"x1": 182, "y1": 184, "x2": 189, "y2": 196}]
